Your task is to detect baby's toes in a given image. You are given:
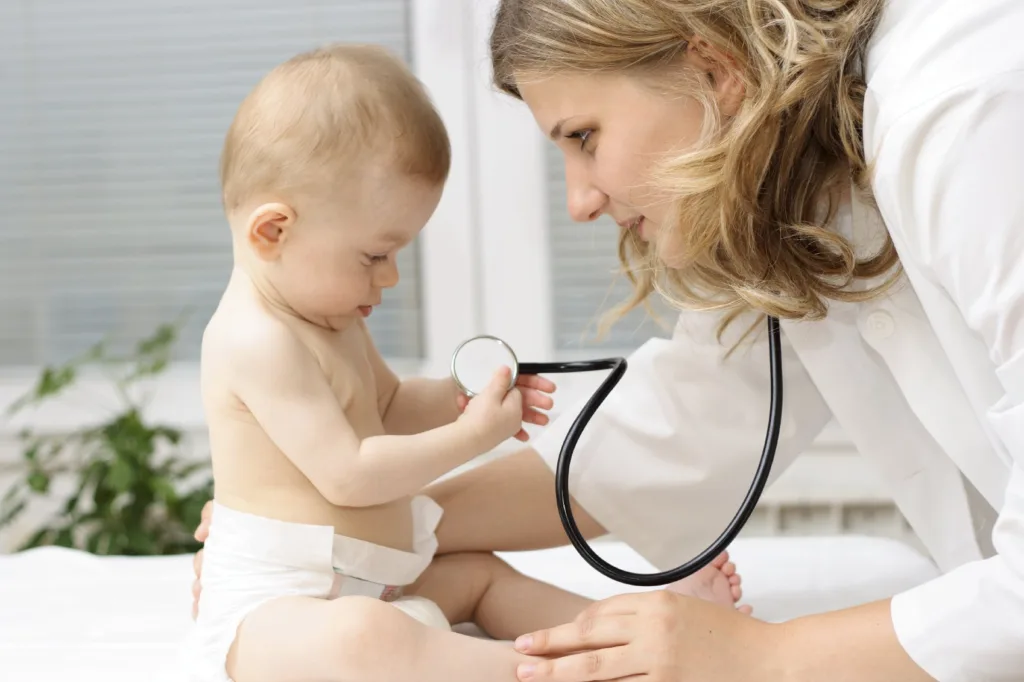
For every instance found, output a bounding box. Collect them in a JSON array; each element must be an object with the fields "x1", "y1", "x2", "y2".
[
  {"x1": 732, "y1": 583, "x2": 743, "y2": 601},
  {"x1": 738, "y1": 604, "x2": 754, "y2": 616},
  {"x1": 729, "y1": 573, "x2": 742, "y2": 586},
  {"x1": 722, "y1": 561, "x2": 736, "y2": 577}
]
